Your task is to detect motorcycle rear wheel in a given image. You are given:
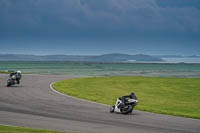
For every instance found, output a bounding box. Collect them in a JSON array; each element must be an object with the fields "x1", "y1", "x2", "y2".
[{"x1": 121, "y1": 105, "x2": 133, "y2": 114}]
